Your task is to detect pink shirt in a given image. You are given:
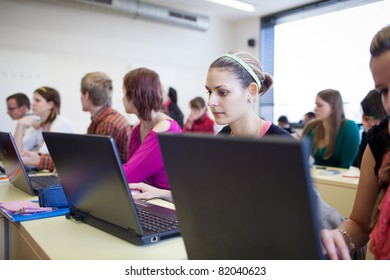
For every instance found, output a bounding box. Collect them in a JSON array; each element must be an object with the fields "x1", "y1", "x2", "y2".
[{"x1": 122, "y1": 119, "x2": 182, "y2": 189}]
